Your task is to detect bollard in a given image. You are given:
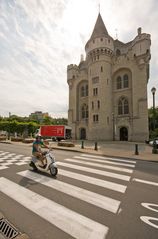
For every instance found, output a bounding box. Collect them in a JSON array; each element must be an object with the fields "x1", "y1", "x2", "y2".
[
  {"x1": 94, "y1": 142, "x2": 98, "y2": 151},
  {"x1": 81, "y1": 140, "x2": 84, "y2": 149},
  {"x1": 135, "y1": 144, "x2": 139, "y2": 155}
]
